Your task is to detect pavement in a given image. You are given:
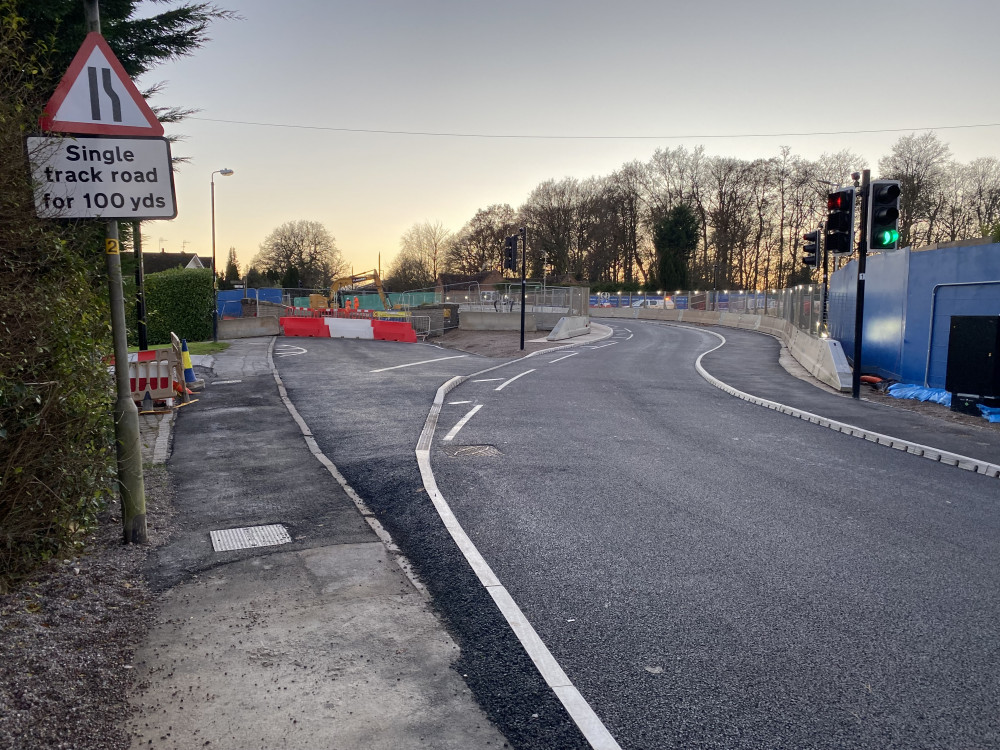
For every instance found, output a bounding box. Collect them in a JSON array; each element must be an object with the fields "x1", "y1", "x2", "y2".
[{"x1": 129, "y1": 323, "x2": 1000, "y2": 750}]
